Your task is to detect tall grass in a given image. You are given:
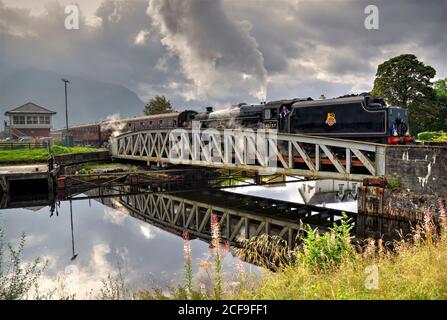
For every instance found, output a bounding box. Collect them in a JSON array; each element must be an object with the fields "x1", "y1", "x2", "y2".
[
  {"x1": 210, "y1": 214, "x2": 223, "y2": 300},
  {"x1": 241, "y1": 211, "x2": 447, "y2": 300},
  {"x1": 0, "y1": 229, "x2": 47, "y2": 300},
  {"x1": 182, "y1": 231, "x2": 193, "y2": 298}
]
